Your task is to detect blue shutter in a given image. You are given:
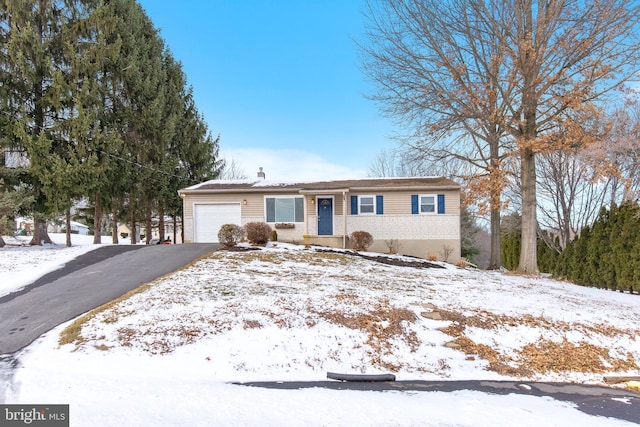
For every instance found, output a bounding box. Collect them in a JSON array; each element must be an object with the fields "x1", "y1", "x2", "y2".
[
  {"x1": 376, "y1": 195, "x2": 383, "y2": 215},
  {"x1": 411, "y1": 195, "x2": 418, "y2": 214},
  {"x1": 437, "y1": 194, "x2": 445, "y2": 214},
  {"x1": 351, "y1": 195, "x2": 358, "y2": 215}
]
